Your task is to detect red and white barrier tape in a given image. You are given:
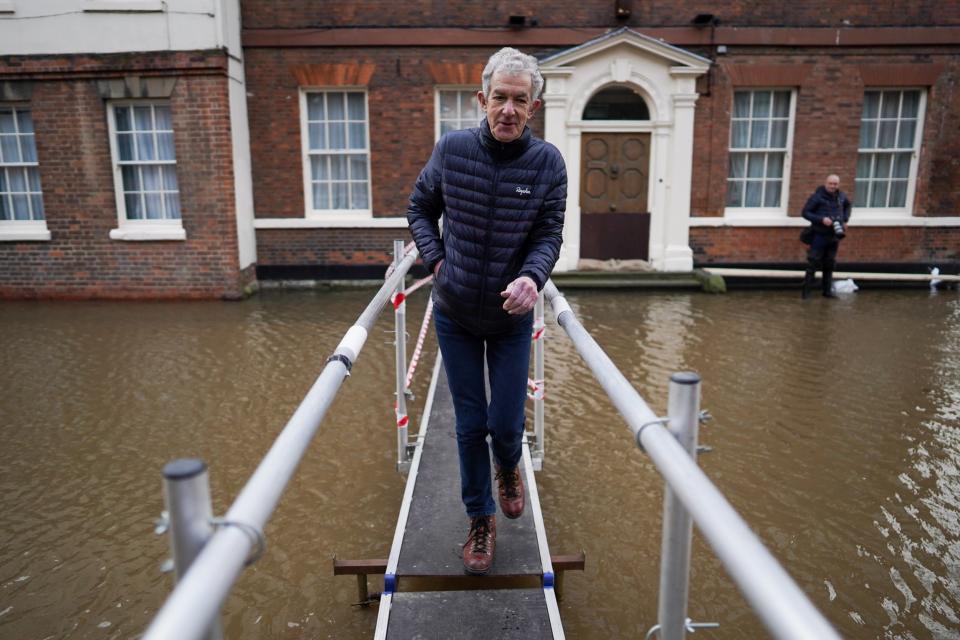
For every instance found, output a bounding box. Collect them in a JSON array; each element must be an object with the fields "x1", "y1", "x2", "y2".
[
  {"x1": 527, "y1": 378, "x2": 545, "y2": 401},
  {"x1": 532, "y1": 323, "x2": 546, "y2": 341},
  {"x1": 405, "y1": 298, "x2": 434, "y2": 390},
  {"x1": 391, "y1": 274, "x2": 434, "y2": 309}
]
